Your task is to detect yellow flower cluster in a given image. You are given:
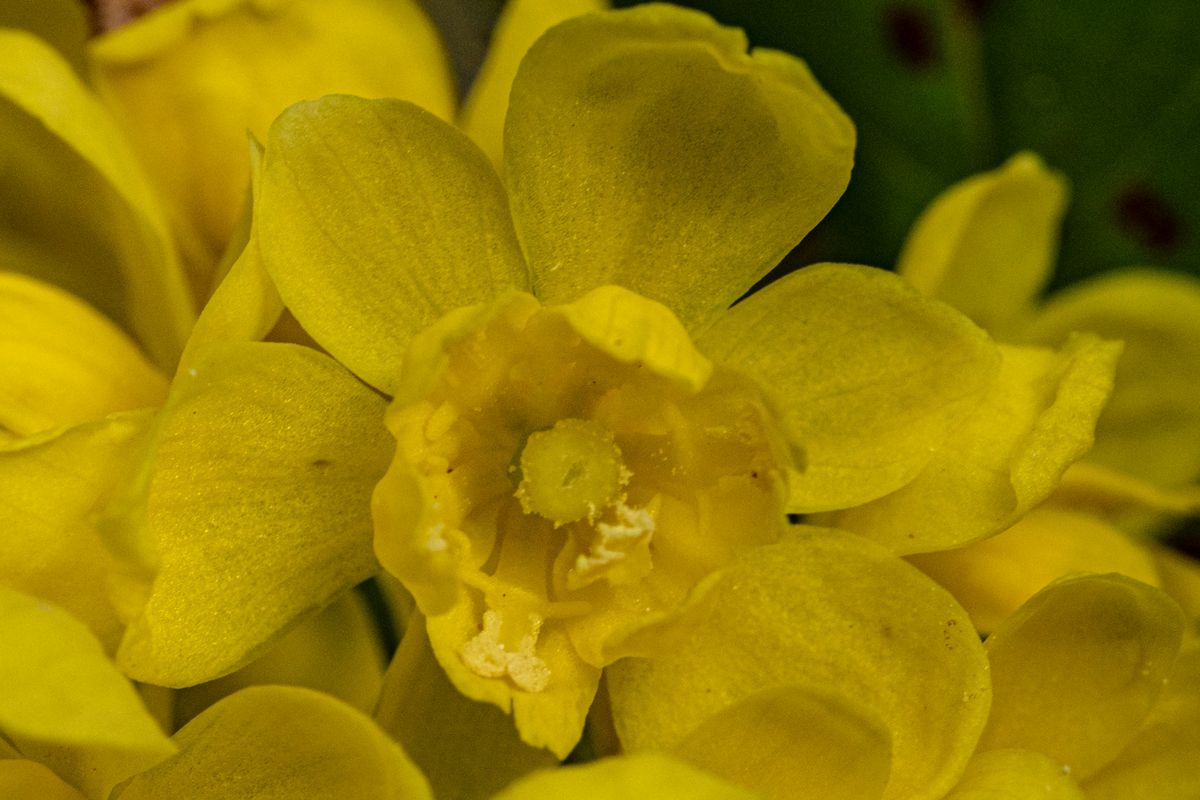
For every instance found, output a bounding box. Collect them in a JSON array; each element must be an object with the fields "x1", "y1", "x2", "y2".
[{"x1": 1, "y1": 1, "x2": 1198, "y2": 798}]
